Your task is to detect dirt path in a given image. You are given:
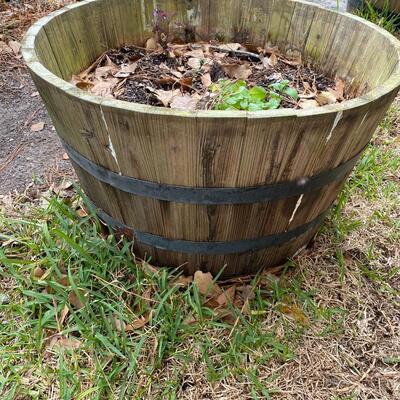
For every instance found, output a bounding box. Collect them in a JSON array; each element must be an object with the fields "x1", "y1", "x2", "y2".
[{"x1": 0, "y1": 0, "x2": 348, "y2": 195}]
